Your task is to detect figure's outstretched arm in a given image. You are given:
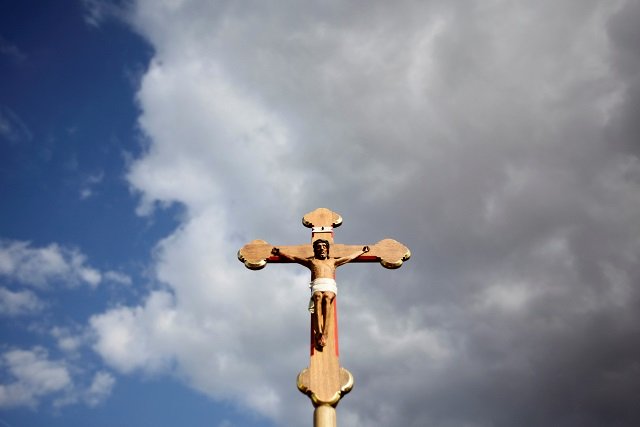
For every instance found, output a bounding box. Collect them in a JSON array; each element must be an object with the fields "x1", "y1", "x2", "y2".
[
  {"x1": 272, "y1": 247, "x2": 311, "y2": 266},
  {"x1": 335, "y1": 246, "x2": 369, "y2": 267}
]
